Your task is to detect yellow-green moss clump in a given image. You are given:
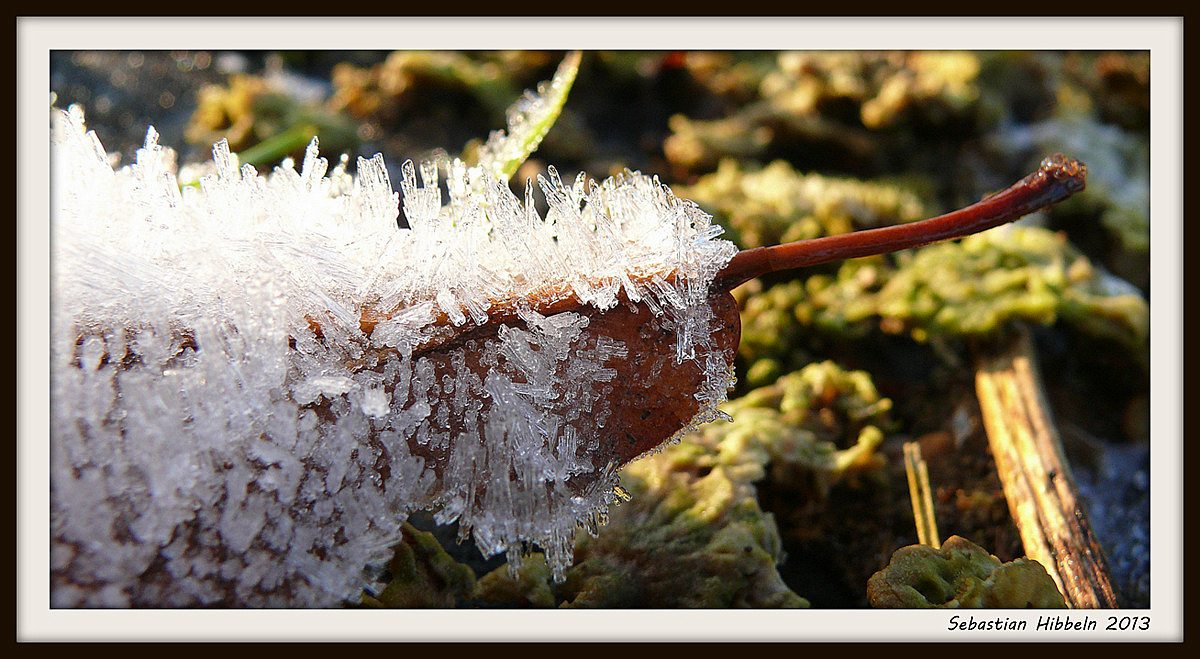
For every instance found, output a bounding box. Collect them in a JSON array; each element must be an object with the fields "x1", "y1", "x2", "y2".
[
  {"x1": 187, "y1": 74, "x2": 274, "y2": 153},
  {"x1": 473, "y1": 553, "x2": 558, "y2": 608},
  {"x1": 362, "y1": 523, "x2": 477, "y2": 608},
  {"x1": 186, "y1": 52, "x2": 557, "y2": 172},
  {"x1": 677, "y1": 158, "x2": 927, "y2": 251},
  {"x1": 663, "y1": 51, "x2": 984, "y2": 174},
  {"x1": 328, "y1": 51, "x2": 540, "y2": 125},
  {"x1": 737, "y1": 225, "x2": 1149, "y2": 386},
  {"x1": 700, "y1": 361, "x2": 894, "y2": 497},
  {"x1": 807, "y1": 226, "x2": 1147, "y2": 346},
  {"x1": 867, "y1": 535, "x2": 1066, "y2": 608},
  {"x1": 762, "y1": 51, "x2": 981, "y2": 131},
  {"x1": 674, "y1": 156, "x2": 1138, "y2": 389},
  {"x1": 559, "y1": 461, "x2": 807, "y2": 608},
  {"x1": 475, "y1": 452, "x2": 807, "y2": 608},
  {"x1": 186, "y1": 73, "x2": 359, "y2": 169}
]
